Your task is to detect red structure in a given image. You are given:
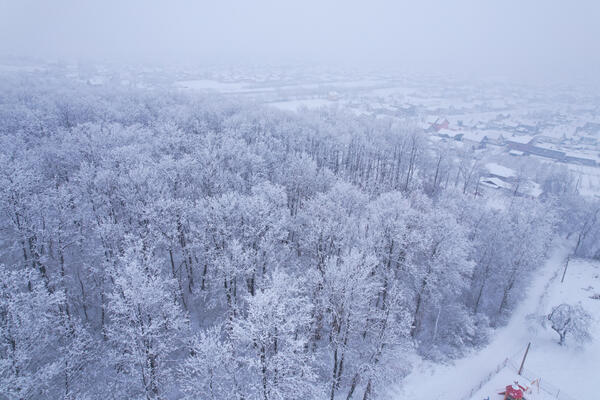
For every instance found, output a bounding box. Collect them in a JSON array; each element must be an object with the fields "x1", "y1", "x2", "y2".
[
  {"x1": 430, "y1": 118, "x2": 449, "y2": 132},
  {"x1": 499, "y1": 382, "x2": 527, "y2": 400}
]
